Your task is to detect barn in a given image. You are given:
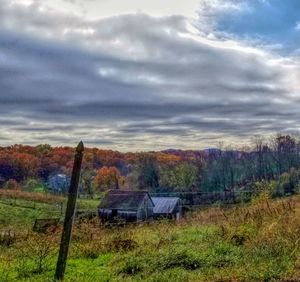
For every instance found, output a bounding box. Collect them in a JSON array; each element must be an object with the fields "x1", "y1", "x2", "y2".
[
  {"x1": 98, "y1": 190, "x2": 154, "y2": 222},
  {"x1": 151, "y1": 197, "x2": 182, "y2": 219}
]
